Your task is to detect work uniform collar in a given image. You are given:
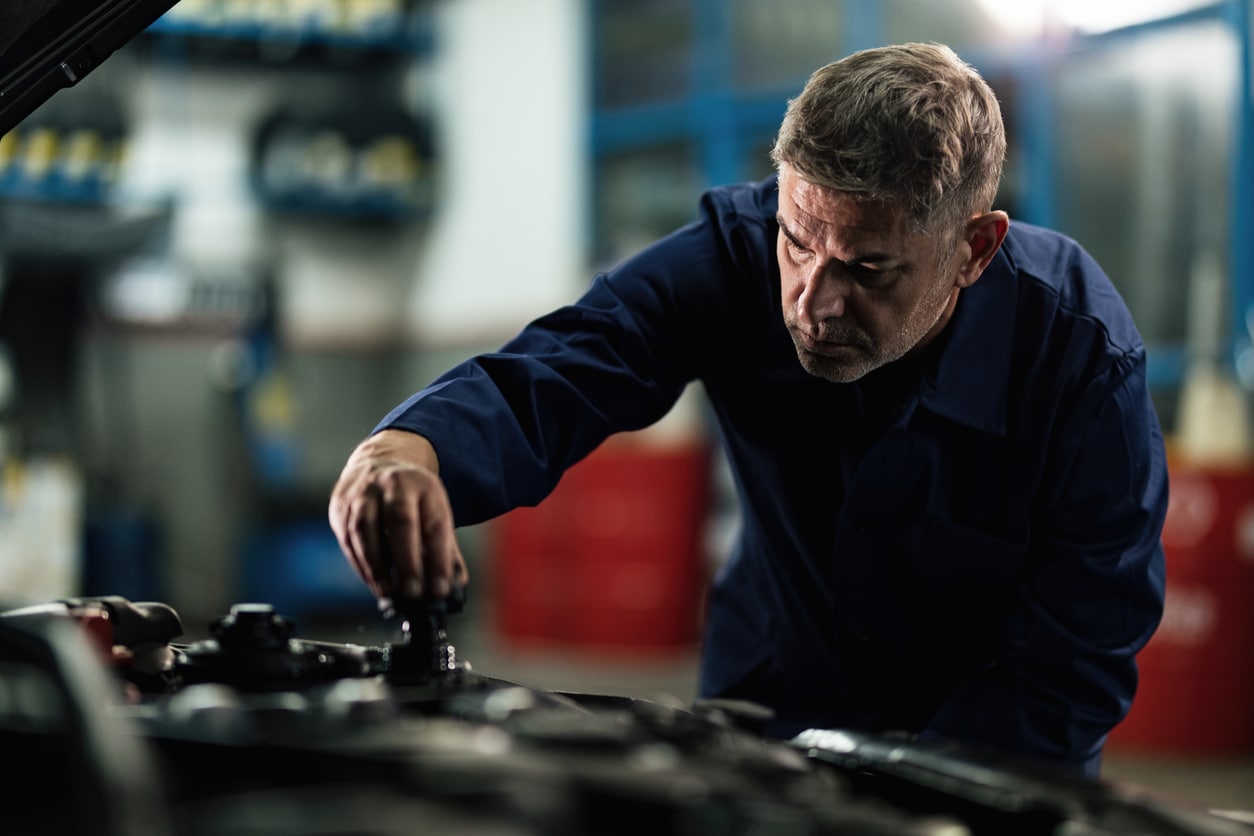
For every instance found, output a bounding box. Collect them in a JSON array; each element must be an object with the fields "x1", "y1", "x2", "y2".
[{"x1": 914, "y1": 246, "x2": 1018, "y2": 437}]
